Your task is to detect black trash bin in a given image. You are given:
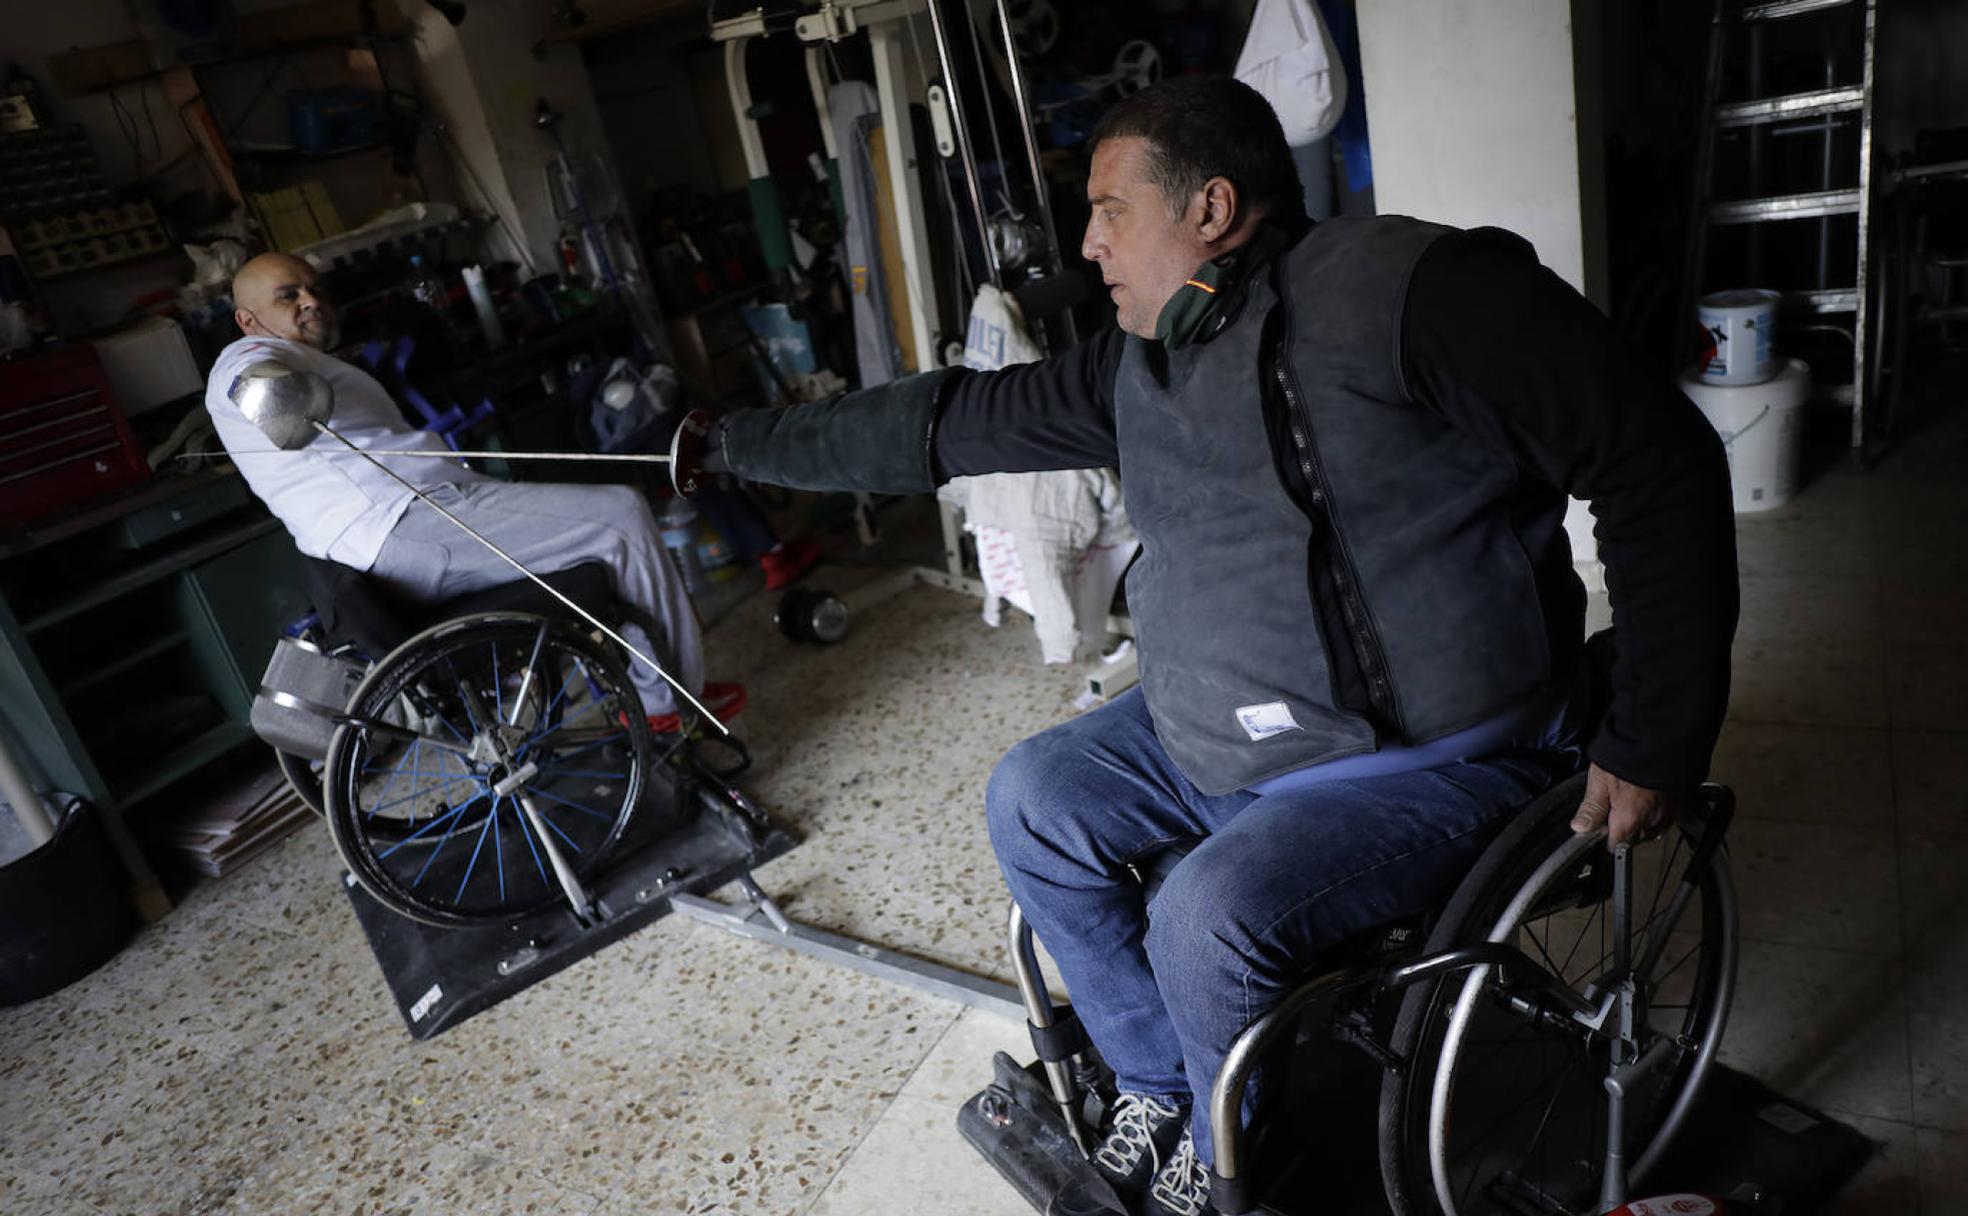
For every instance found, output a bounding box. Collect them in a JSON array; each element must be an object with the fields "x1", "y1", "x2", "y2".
[{"x1": 0, "y1": 799, "x2": 138, "y2": 1006}]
